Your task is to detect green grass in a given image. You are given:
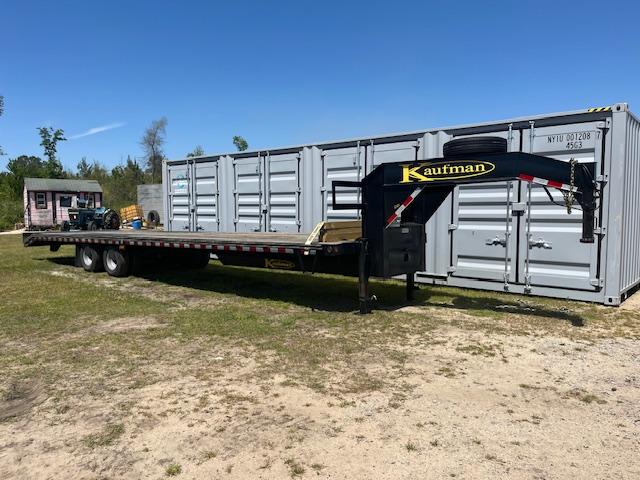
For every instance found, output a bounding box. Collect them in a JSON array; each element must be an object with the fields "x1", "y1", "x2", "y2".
[
  {"x1": 165, "y1": 463, "x2": 182, "y2": 476},
  {"x1": 83, "y1": 423, "x2": 125, "y2": 448},
  {"x1": 0, "y1": 234, "x2": 637, "y2": 405}
]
